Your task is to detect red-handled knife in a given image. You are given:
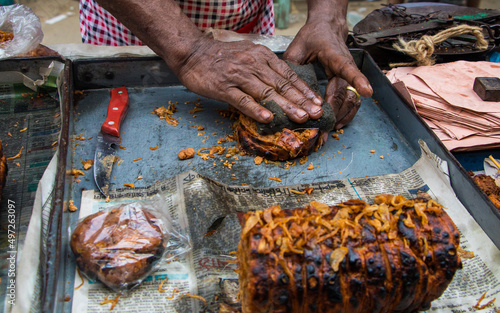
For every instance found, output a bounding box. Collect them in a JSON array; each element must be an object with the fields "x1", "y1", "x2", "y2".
[{"x1": 93, "y1": 87, "x2": 129, "y2": 196}]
